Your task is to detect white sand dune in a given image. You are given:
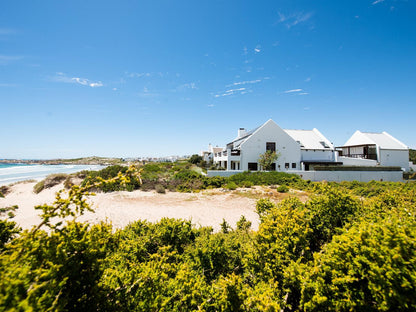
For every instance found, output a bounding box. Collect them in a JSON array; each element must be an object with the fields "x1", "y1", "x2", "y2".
[{"x1": 1, "y1": 182, "x2": 261, "y2": 232}]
